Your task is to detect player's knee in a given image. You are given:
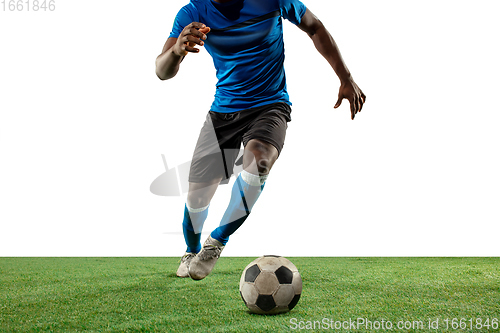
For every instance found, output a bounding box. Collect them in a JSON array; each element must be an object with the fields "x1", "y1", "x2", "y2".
[
  {"x1": 245, "y1": 140, "x2": 278, "y2": 175},
  {"x1": 187, "y1": 194, "x2": 211, "y2": 209},
  {"x1": 248, "y1": 154, "x2": 277, "y2": 175},
  {"x1": 251, "y1": 149, "x2": 278, "y2": 175},
  {"x1": 255, "y1": 157, "x2": 273, "y2": 175}
]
